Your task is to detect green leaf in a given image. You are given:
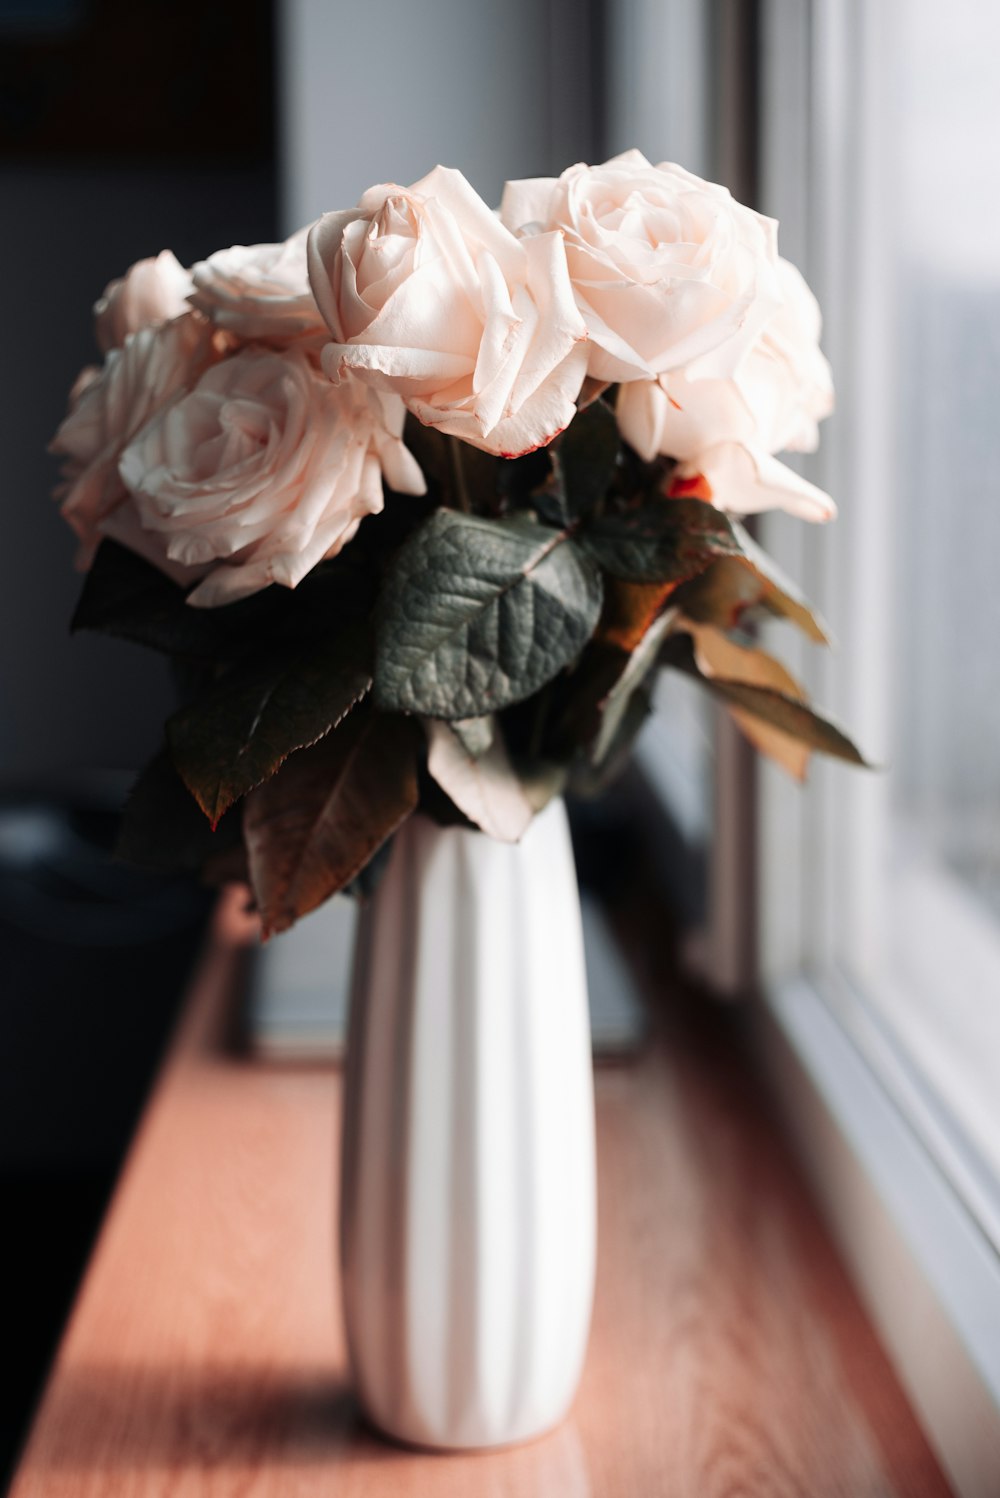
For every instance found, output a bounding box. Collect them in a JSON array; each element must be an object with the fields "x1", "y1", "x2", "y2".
[
  {"x1": 661, "y1": 632, "x2": 870, "y2": 767},
  {"x1": 494, "y1": 402, "x2": 620, "y2": 527},
  {"x1": 578, "y1": 497, "x2": 744, "y2": 583},
  {"x1": 496, "y1": 446, "x2": 555, "y2": 514},
  {"x1": 675, "y1": 523, "x2": 832, "y2": 644},
  {"x1": 569, "y1": 682, "x2": 653, "y2": 797},
  {"x1": 537, "y1": 397, "x2": 621, "y2": 526},
  {"x1": 539, "y1": 643, "x2": 630, "y2": 762},
  {"x1": 592, "y1": 607, "x2": 677, "y2": 764},
  {"x1": 72, "y1": 539, "x2": 380, "y2": 661},
  {"x1": 399, "y1": 419, "x2": 503, "y2": 518},
  {"x1": 72, "y1": 540, "x2": 224, "y2": 658},
  {"x1": 116, "y1": 751, "x2": 241, "y2": 876},
  {"x1": 244, "y1": 707, "x2": 422, "y2": 936},
  {"x1": 374, "y1": 510, "x2": 604, "y2": 719},
  {"x1": 167, "y1": 628, "x2": 373, "y2": 827}
]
